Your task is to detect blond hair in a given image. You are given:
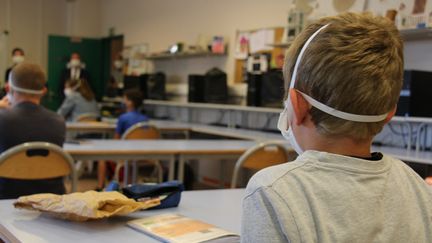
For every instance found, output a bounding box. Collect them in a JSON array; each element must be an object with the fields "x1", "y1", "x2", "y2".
[{"x1": 283, "y1": 12, "x2": 403, "y2": 140}]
